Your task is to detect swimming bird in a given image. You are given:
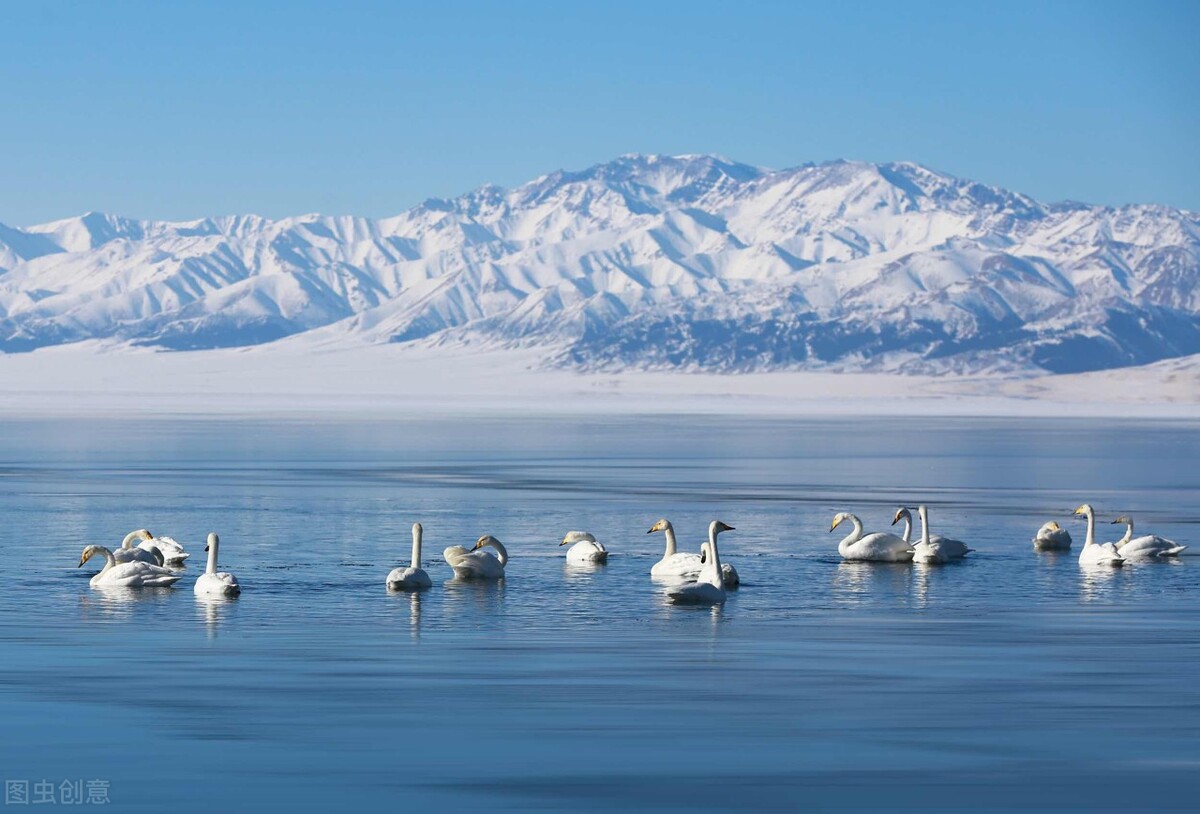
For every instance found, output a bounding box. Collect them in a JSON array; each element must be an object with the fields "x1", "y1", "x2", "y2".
[
  {"x1": 140, "y1": 534, "x2": 190, "y2": 565},
  {"x1": 444, "y1": 535, "x2": 508, "y2": 580},
  {"x1": 668, "y1": 521, "x2": 733, "y2": 604},
  {"x1": 560, "y1": 531, "x2": 608, "y2": 564},
  {"x1": 699, "y1": 540, "x2": 739, "y2": 587},
  {"x1": 647, "y1": 519, "x2": 703, "y2": 578},
  {"x1": 831, "y1": 512, "x2": 914, "y2": 562},
  {"x1": 1033, "y1": 521, "x2": 1072, "y2": 551},
  {"x1": 910, "y1": 505, "x2": 971, "y2": 563},
  {"x1": 387, "y1": 523, "x2": 433, "y2": 590},
  {"x1": 114, "y1": 529, "x2": 164, "y2": 565},
  {"x1": 78, "y1": 545, "x2": 182, "y2": 588},
  {"x1": 1110, "y1": 515, "x2": 1186, "y2": 559},
  {"x1": 194, "y1": 533, "x2": 241, "y2": 597},
  {"x1": 1073, "y1": 504, "x2": 1124, "y2": 566},
  {"x1": 892, "y1": 507, "x2": 914, "y2": 544}
]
